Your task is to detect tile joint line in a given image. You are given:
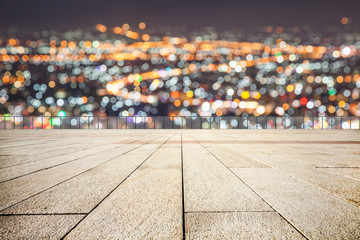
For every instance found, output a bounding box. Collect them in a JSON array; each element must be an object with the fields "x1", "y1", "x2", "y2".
[
  {"x1": 189, "y1": 134, "x2": 310, "y2": 240},
  {"x1": 60, "y1": 132, "x2": 176, "y2": 239},
  {"x1": 181, "y1": 130, "x2": 186, "y2": 240},
  {"x1": 0, "y1": 135, "x2": 163, "y2": 213}
]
